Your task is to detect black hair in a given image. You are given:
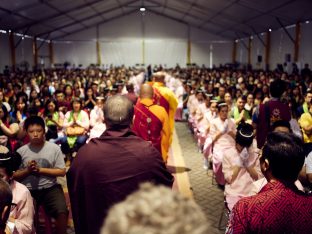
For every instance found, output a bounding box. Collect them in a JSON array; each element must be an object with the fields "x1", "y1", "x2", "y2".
[
  {"x1": 12, "y1": 96, "x2": 28, "y2": 120},
  {"x1": 44, "y1": 98, "x2": 58, "y2": 116},
  {"x1": 29, "y1": 89, "x2": 39, "y2": 104},
  {"x1": 54, "y1": 89, "x2": 64, "y2": 96},
  {"x1": 218, "y1": 85, "x2": 226, "y2": 90},
  {"x1": 84, "y1": 88, "x2": 96, "y2": 100},
  {"x1": 24, "y1": 116, "x2": 45, "y2": 132},
  {"x1": 236, "y1": 123, "x2": 254, "y2": 147},
  {"x1": 0, "y1": 179, "x2": 12, "y2": 217},
  {"x1": 13, "y1": 83, "x2": 21, "y2": 89},
  {"x1": 64, "y1": 84, "x2": 73, "y2": 92},
  {"x1": 247, "y1": 93, "x2": 254, "y2": 98},
  {"x1": 71, "y1": 97, "x2": 82, "y2": 108},
  {"x1": 217, "y1": 101, "x2": 228, "y2": 112},
  {"x1": 31, "y1": 97, "x2": 43, "y2": 109},
  {"x1": 241, "y1": 95, "x2": 247, "y2": 102},
  {"x1": 0, "y1": 105, "x2": 8, "y2": 121},
  {"x1": 262, "y1": 132, "x2": 305, "y2": 182},
  {"x1": 271, "y1": 120, "x2": 291, "y2": 132},
  {"x1": 0, "y1": 151, "x2": 22, "y2": 177},
  {"x1": 269, "y1": 79, "x2": 286, "y2": 98},
  {"x1": 126, "y1": 84, "x2": 134, "y2": 92},
  {"x1": 14, "y1": 96, "x2": 28, "y2": 111},
  {"x1": 254, "y1": 88, "x2": 264, "y2": 101},
  {"x1": 195, "y1": 89, "x2": 204, "y2": 95},
  {"x1": 27, "y1": 106, "x2": 39, "y2": 116}
]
